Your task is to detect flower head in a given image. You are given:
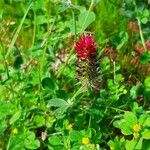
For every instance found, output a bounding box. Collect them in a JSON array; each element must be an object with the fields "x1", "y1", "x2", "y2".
[
  {"x1": 66, "y1": 123, "x2": 73, "y2": 131},
  {"x1": 123, "y1": 89, "x2": 127, "y2": 94},
  {"x1": 12, "y1": 128, "x2": 18, "y2": 134},
  {"x1": 133, "y1": 123, "x2": 141, "y2": 133},
  {"x1": 134, "y1": 44, "x2": 144, "y2": 54},
  {"x1": 146, "y1": 41, "x2": 150, "y2": 51},
  {"x1": 75, "y1": 34, "x2": 96, "y2": 59},
  {"x1": 75, "y1": 34, "x2": 100, "y2": 93},
  {"x1": 82, "y1": 137, "x2": 90, "y2": 145},
  {"x1": 128, "y1": 21, "x2": 139, "y2": 33}
]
